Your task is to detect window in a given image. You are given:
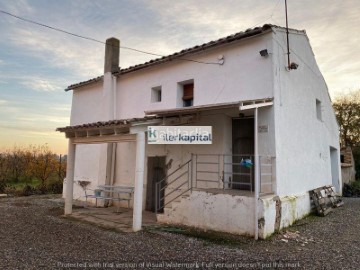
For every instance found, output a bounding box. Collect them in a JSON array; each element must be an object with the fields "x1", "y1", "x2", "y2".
[
  {"x1": 151, "y1": 86, "x2": 162, "y2": 103},
  {"x1": 316, "y1": 99, "x2": 322, "y2": 121},
  {"x1": 182, "y1": 83, "x2": 194, "y2": 107}
]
